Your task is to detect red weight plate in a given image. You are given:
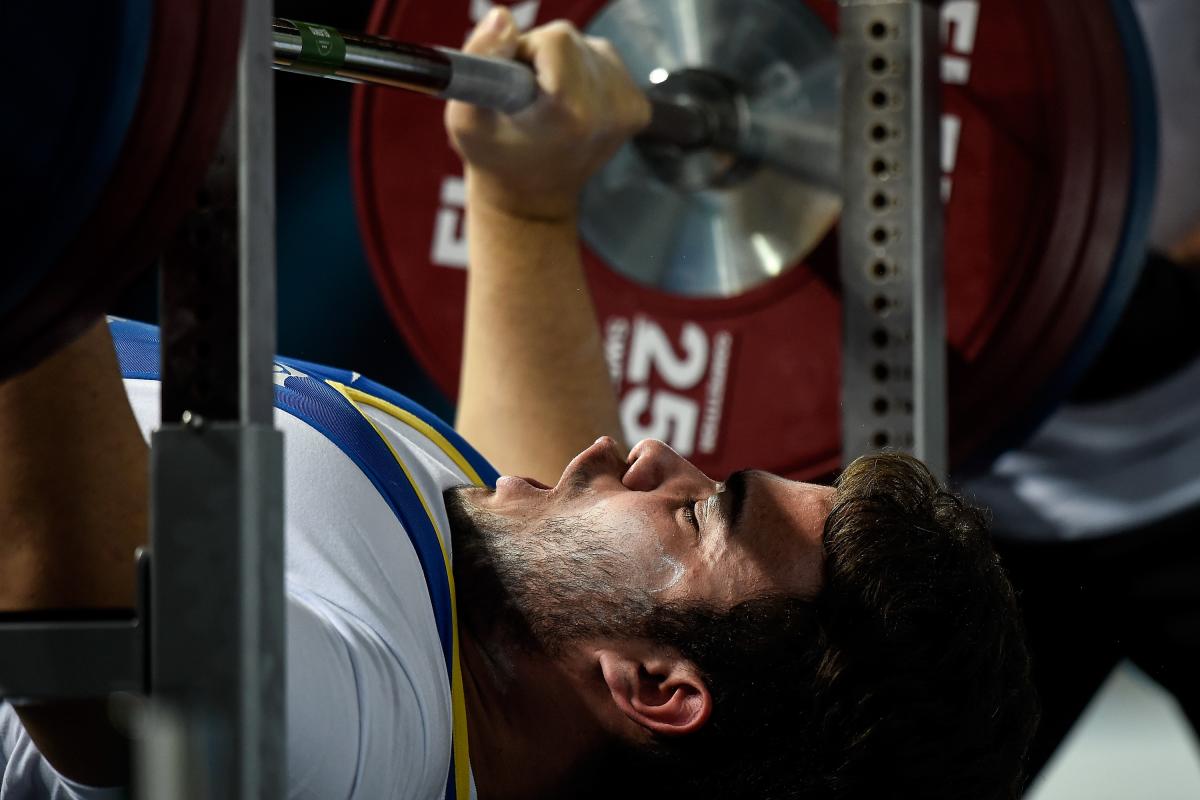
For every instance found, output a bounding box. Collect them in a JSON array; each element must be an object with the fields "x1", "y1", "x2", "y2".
[
  {"x1": 353, "y1": 0, "x2": 1124, "y2": 480},
  {"x1": 0, "y1": 0, "x2": 241, "y2": 379},
  {"x1": 948, "y1": 0, "x2": 1136, "y2": 462},
  {"x1": 0, "y1": 0, "x2": 199, "y2": 376},
  {"x1": 92, "y1": 0, "x2": 243, "y2": 306},
  {"x1": 942, "y1": 0, "x2": 1104, "y2": 458}
]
